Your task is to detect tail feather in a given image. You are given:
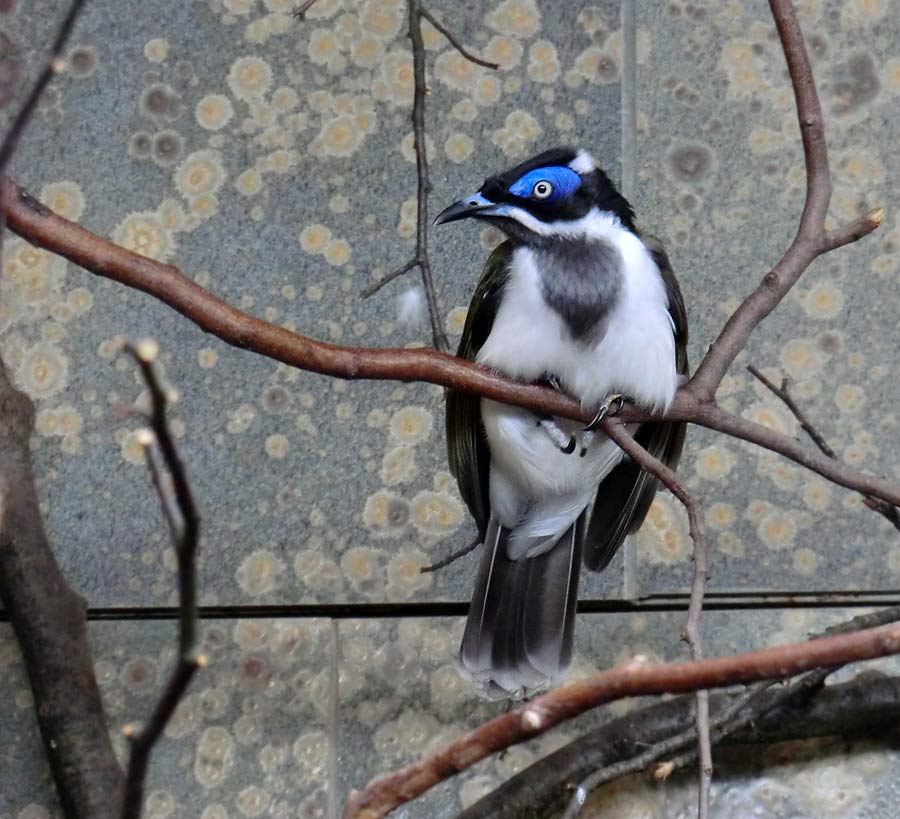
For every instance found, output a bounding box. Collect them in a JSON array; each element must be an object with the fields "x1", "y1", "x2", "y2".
[{"x1": 459, "y1": 515, "x2": 583, "y2": 699}]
